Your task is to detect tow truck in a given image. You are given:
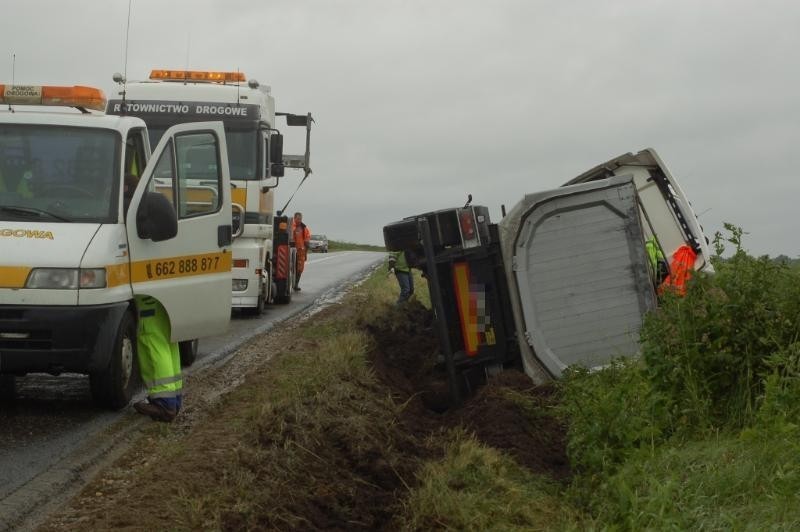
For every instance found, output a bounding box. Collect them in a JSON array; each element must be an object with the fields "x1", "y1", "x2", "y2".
[
  {"x1": 0, "y1": 83, "x2": 233, "y2": 408},
  {"x1": 383, "y1": 148, "x2": 713, "y2": 401},
  {"x1": 106, "y1": 69, "x2": 313, "y2": 321}
]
